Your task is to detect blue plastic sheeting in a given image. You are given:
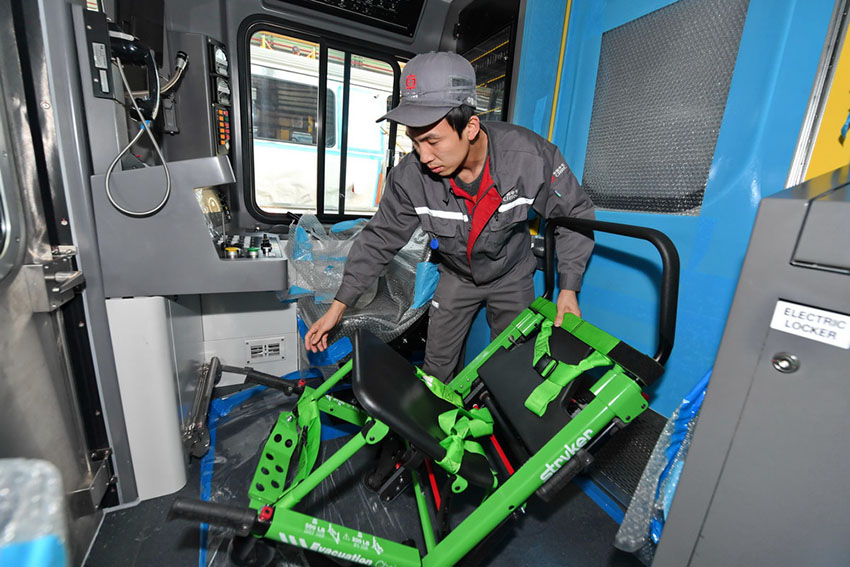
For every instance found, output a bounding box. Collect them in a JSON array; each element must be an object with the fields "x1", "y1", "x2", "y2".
[
  {"x1": 649, "y1": 369, "x2": 710, "y2": 543},
  {"x1": 296, "y1": 317, "x2": 353, "y2": 367},
  {"x1": 330, "y1": 219, "x2": 368, "y2": 233},
  {"x1": 198, "y1": 384, "x2": 268, "y2": 567},
  {"x1": 0, "y1": 536, "x2": 65, "y2": 567},
  {"x1": 291, "y1": 225, "x2": 313, "y2": 262},
  {"x1": 279, "y1": 285, "x2": 313, "y2": 303},
  {"x1": 574, "y1": 475, "x2": 626, "y2": 525},
  {"x1": 412, "y1": 261, "x2": 439, "y2": 309}
]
